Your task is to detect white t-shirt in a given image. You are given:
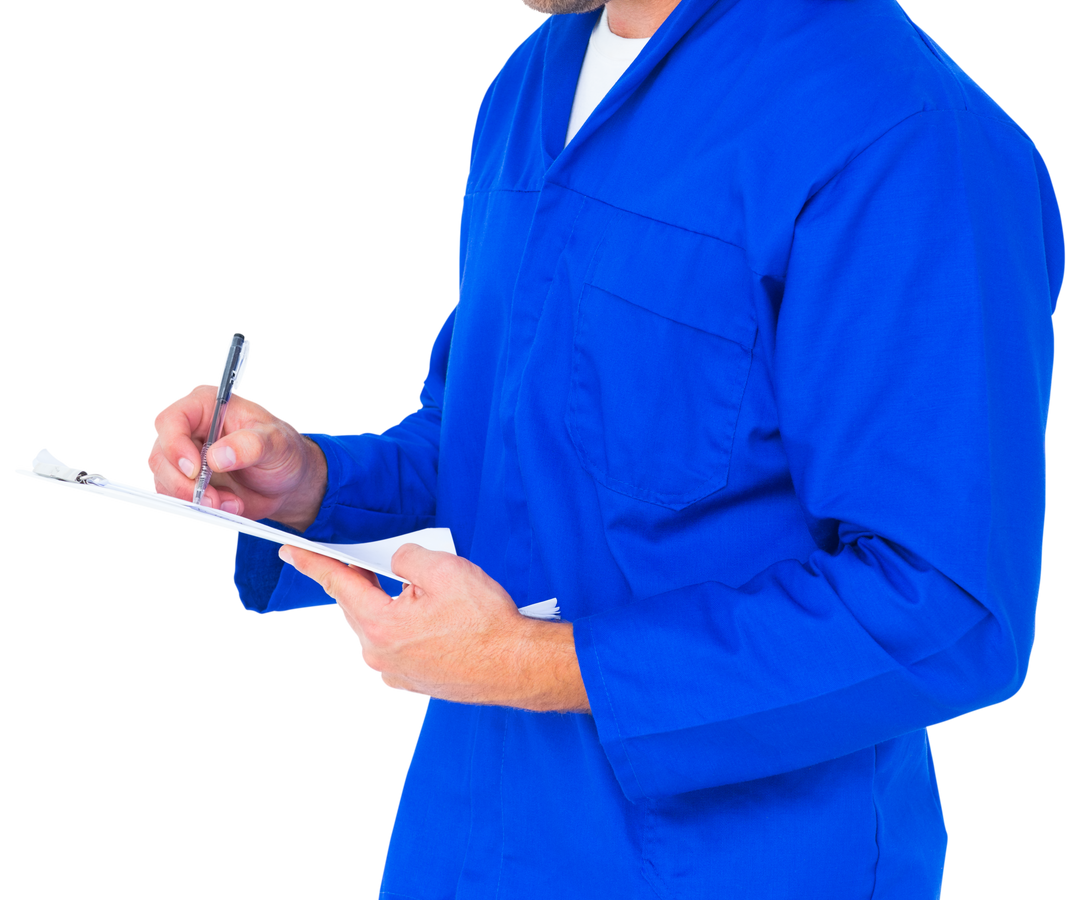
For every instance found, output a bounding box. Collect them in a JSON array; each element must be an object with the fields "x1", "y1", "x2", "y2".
[{"x1": 565, "y1": 7, "x2": 651, "y2": 147}]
